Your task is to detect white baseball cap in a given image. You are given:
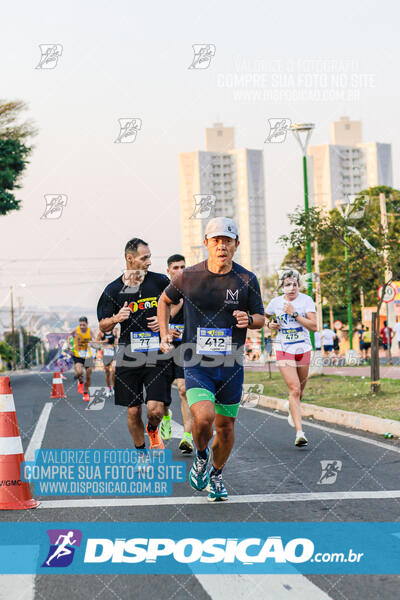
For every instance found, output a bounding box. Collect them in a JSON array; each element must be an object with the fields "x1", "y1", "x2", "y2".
[{"x1": 204, "y1": 217, "x2": 238, "y2": 240}]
